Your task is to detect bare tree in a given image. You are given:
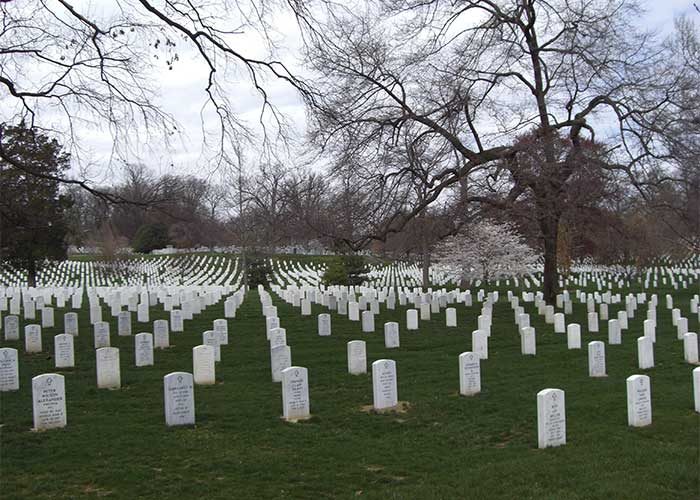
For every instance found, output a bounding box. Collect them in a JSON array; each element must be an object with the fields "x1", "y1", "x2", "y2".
[{"x1": 303, "y1": 0, "x2": 698, "y2": 302}]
